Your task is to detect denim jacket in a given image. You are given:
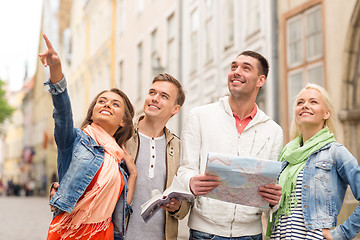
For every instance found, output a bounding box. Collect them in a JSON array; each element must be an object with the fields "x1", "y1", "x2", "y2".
[
  {"x1": 278, "y1": 142, "x2": 360, "y2": 240},
  {"x1": 45, "y1": 78, "x2": 130, "y2": 239}
]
